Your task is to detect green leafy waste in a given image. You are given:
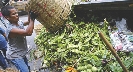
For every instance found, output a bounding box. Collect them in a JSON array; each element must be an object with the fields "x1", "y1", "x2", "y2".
[{"x1": 34, "y1": 19, "x2": 133, "y2": 72}]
